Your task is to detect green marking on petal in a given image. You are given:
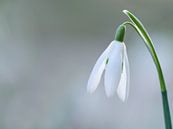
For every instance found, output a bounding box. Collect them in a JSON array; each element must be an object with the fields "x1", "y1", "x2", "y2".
[{"x1": 106, "y1": 58, "x2": 109, "y2": 64}]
